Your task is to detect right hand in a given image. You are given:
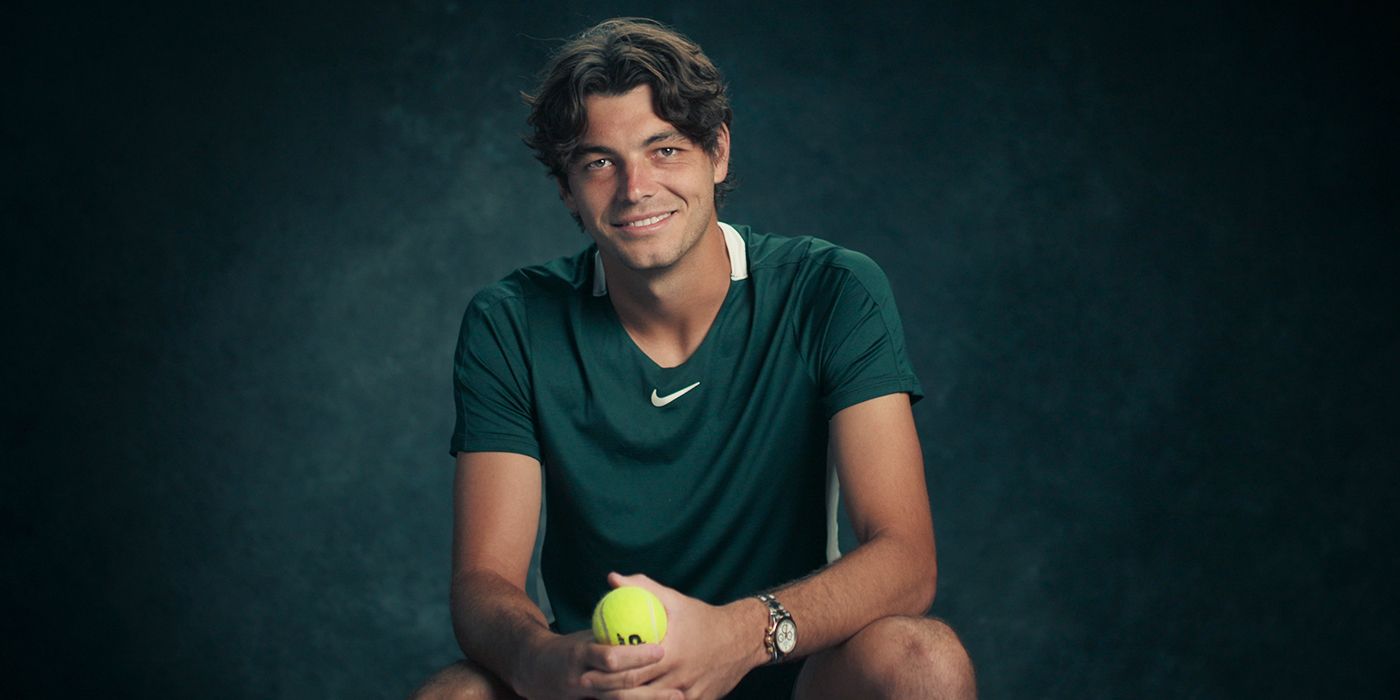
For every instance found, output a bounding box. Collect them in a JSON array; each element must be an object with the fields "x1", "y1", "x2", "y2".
[{"x1": 514, "y1": 629, "x2": 681, "y2": 700}]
